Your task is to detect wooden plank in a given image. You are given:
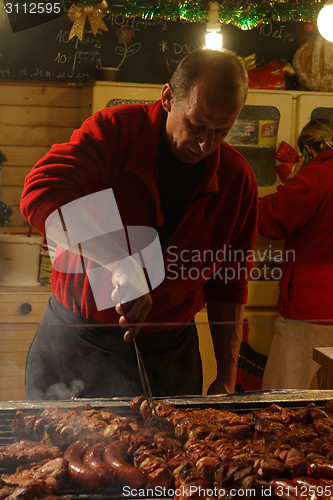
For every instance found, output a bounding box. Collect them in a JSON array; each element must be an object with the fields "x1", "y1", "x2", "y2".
[
  {"x1": 0, "y1": 389, "x2": 25, "y2": 401},
  {"x1": 0, "y1": 325, "x2": 38, "y2": 341},
  {"x1": 2, "y1": 187, "x2": 24, "y2": 205},
  {"x1": 0, "y1": 315, "x2": 45, "y2": 324},
  {"x1": 0, "y1": 125, "x2": 74, "y2": 147},
  {"x1": 0, "y1": 339, "x2": 31, "y2": 352},
  {"x1": 0, "y1": 84, "x2": 82, "y2": 107},
  {"x1": 1, "y1": 146, "x2": 50, "y2": 166},
  {"x1": 0, "y1": 364, "x2": 25, "y2": 377},
  {"x1": 0, "y1": 291, "x2": 51, "y2": 302},
  {"x1": 0, "y1": 303, "x2": 48, "y2": 321},
  {"x1": 0, "y1": 301, "x2": 47, "y2": 313},
  {"x1": 0, "y1": 329, "x2": 36, "y2": 340},
  {"x1": 2, "y1": 166, "x2": 32, "y2": 186},
  {"x1": 0, "y1": 106, "x2": 81, "y2": 128},
  {"x1": 0, "y1": 352, "x2": 26, "y2": 364},
  {"x1": 0, "y1": 377, "x2": 25, "y2": 390},
  {"x1": 0, "y1": 314, "x2": 47, "y2": 325},
  {"x1": 0, "y1": 285, "x2": 51, "y2": 294}
]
